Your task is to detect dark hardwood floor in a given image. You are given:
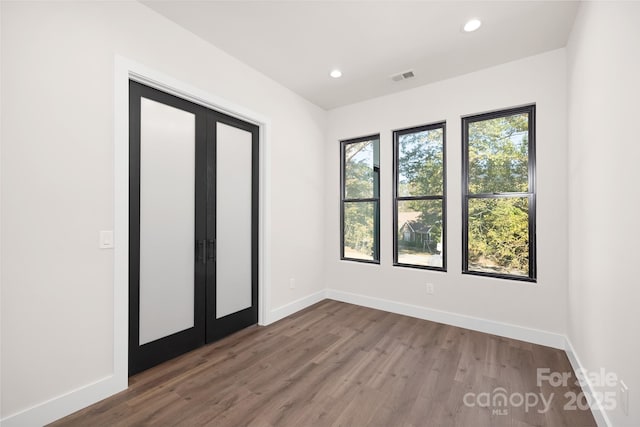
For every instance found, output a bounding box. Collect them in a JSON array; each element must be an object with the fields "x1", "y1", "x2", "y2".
[{"x1": 50, "y1": 300, "x2": 596, "y2": 427}]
